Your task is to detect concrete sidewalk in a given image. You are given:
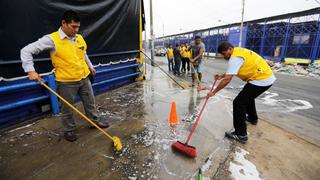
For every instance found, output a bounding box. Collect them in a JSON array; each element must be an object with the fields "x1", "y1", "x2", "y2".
[{"x1": 0, "y1": 63, "x2": 234, "y2": 179}]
